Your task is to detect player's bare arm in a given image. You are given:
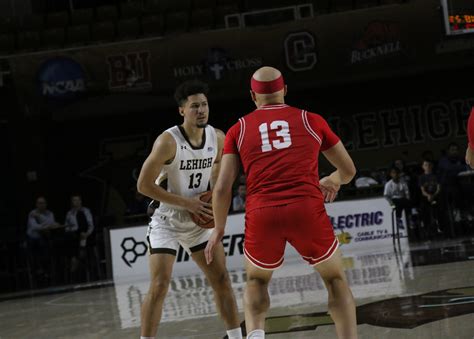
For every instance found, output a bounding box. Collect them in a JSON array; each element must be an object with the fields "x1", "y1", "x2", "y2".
[
  {"x1": 320, "y1": 141, "x2": 357, "y2": 202},
  {"x1": 137, "y1": 132, "x2": 212, "y2": 217},
  {"x1": 210, "y1": 128, "x2": 225, "y2": 189},
  {"x1": 205, "y1": 153, "x2": 240, "y2": 264}
]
